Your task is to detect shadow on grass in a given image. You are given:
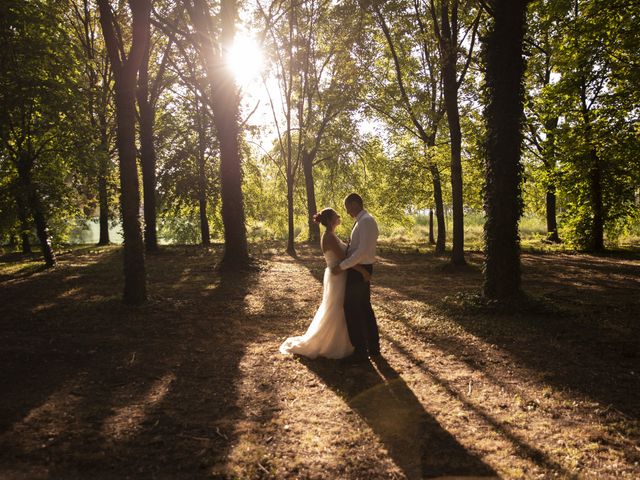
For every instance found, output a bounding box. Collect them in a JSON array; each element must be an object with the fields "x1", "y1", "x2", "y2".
[
  {"x1": 0, "y1": 248, "x2": 125, "y2": 433},
  {"x1": 0, "y1": 245, "x2": 266, "y2": 478},
  {"x1": 382, "y1": 334, "x2": 577, "y2": 477},
  {"x1": 378, "y1": 249, "x2": 640, "y2": 420},
  {"x1": 301, "y1": 355, "x2": 496, "y2": 479}
]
